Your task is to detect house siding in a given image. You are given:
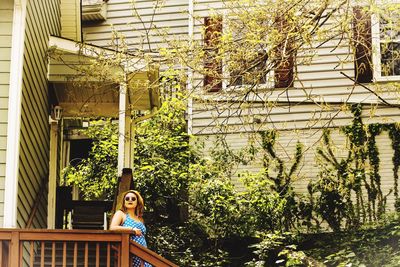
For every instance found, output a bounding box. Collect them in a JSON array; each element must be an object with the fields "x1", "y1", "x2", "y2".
[
  {"x1": 0, "y1": 0, "x2": 14, "y2": 227},
  {"x1": 61, "y1": 0, "x2": 81, "y2": 41},
  {"x1": 198, "y1": 126, "x2": 398, "y2": 209},
  {"x1": 83, "y1": 0, "x2": 189, "y2": 50},
  {"x1": 16, "y1": 0, "x2": 61, "y2": 228},
  {"x1": 81, "y1": 1, "x2": 400, "y2": 211}
]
